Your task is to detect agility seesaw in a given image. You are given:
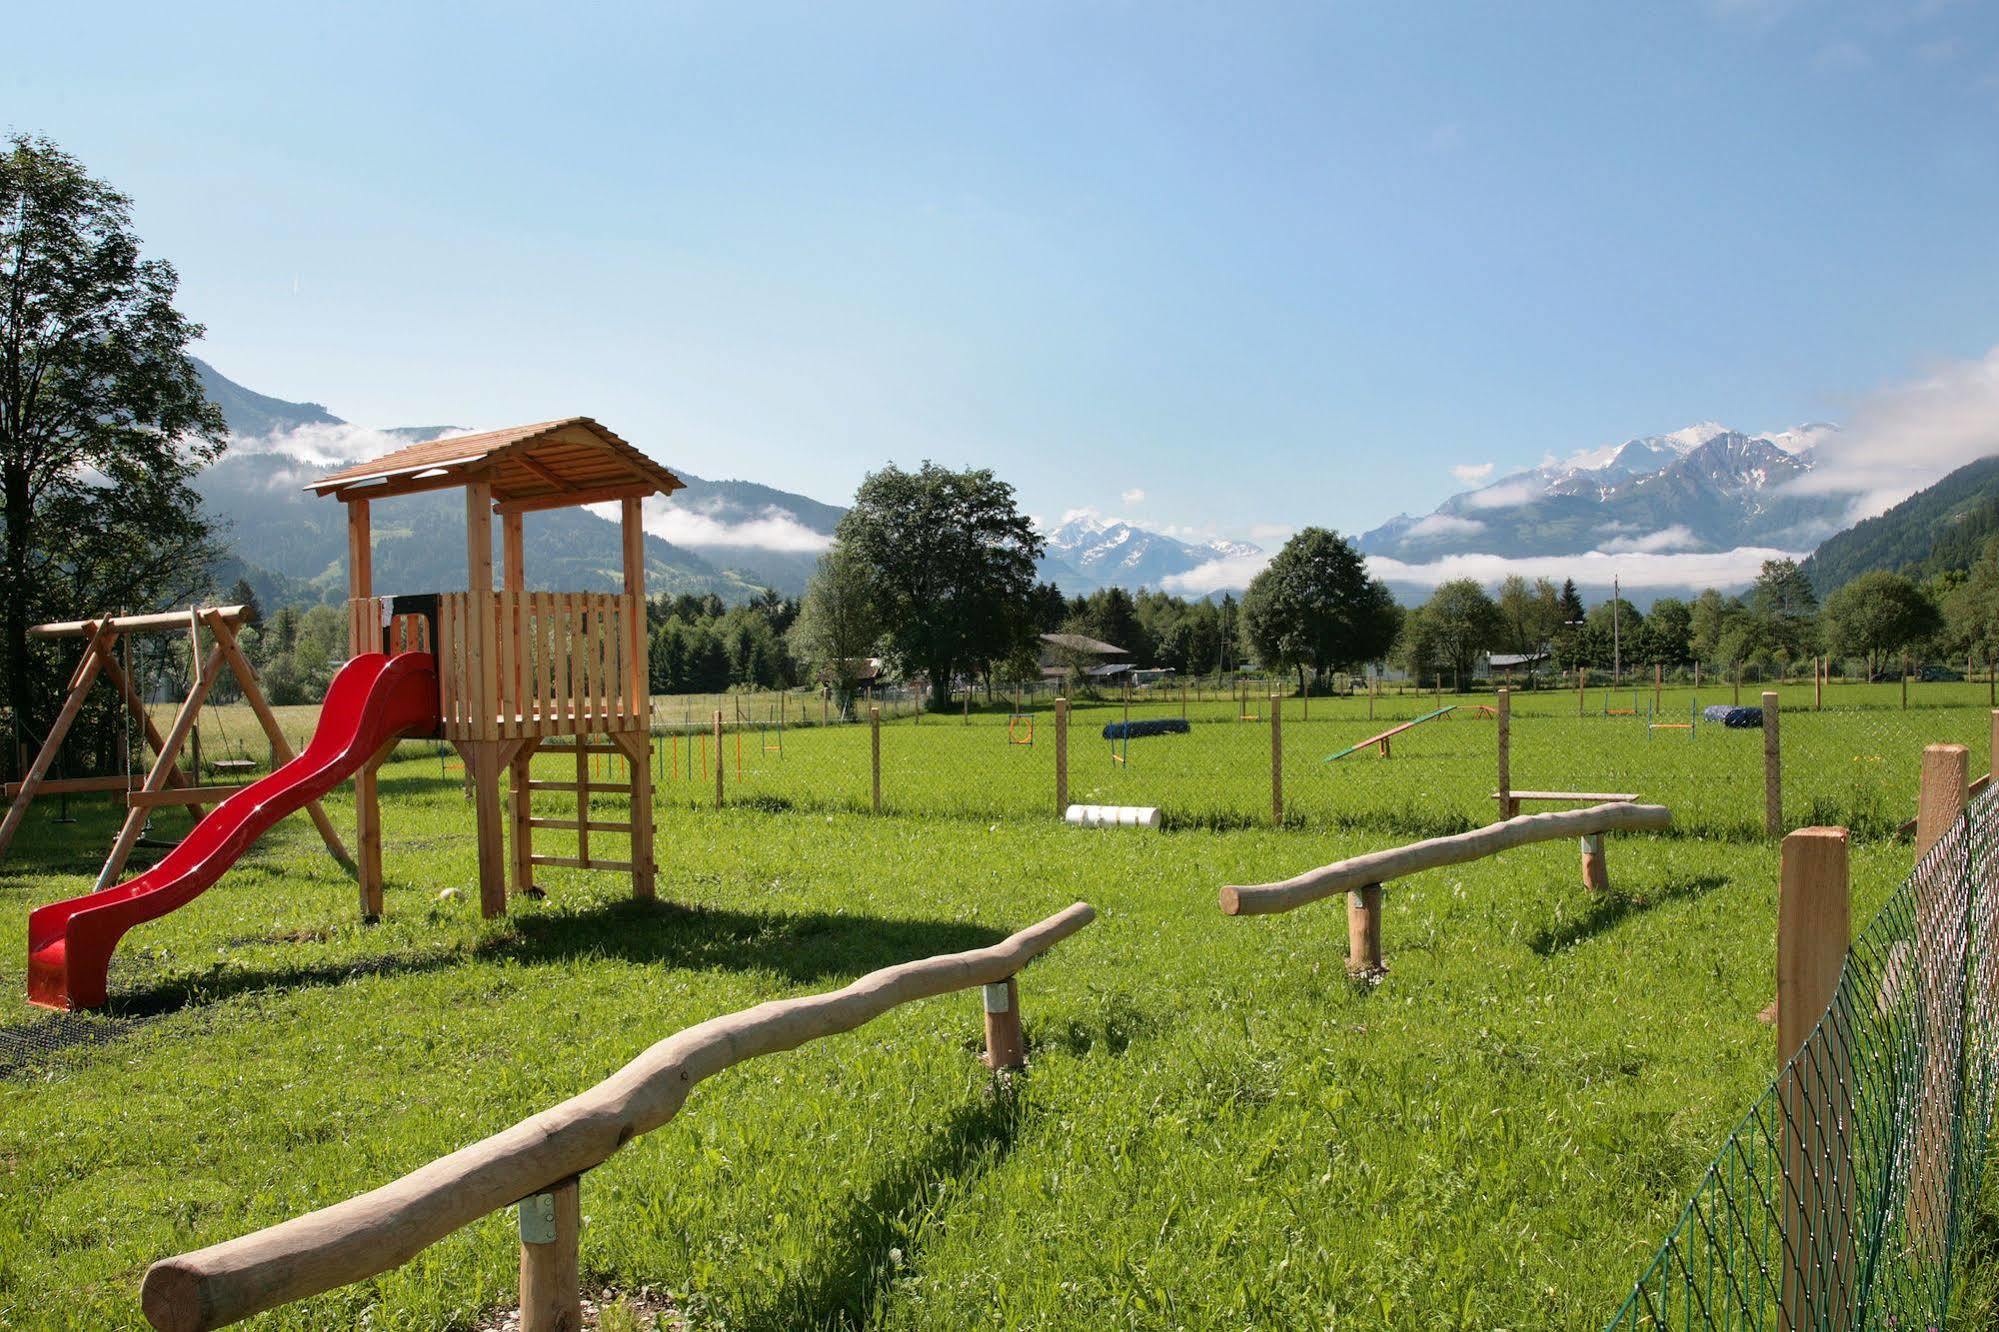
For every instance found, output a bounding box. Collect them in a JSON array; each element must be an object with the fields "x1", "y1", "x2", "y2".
[{"x1": 1323, "y1": 704, "x2": 1455, "y2": 761}]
